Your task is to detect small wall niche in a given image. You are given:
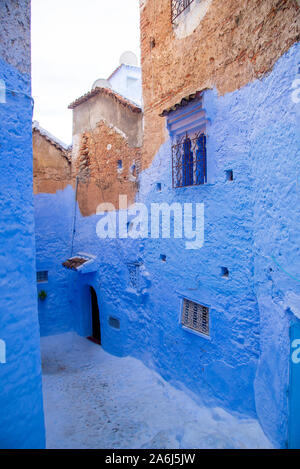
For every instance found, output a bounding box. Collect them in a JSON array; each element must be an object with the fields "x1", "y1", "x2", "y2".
[
  {"x1": 225, "y1": 170, "x2": 233, "y2": 182},
  {"x1": 156, "y1": 183, "x2": 162, "y2": 192},
  {"x1": 221, "y1": 267, "x2": 229, "y2": 279},
  {"x1": 109, "y1": 317, "x2": 120, "y2": 330},
  {"x1": 150, "y1": 37, "x2": 156, "y2": 49},
  {"x1": 160, "y1": 254, "x2": 167, "y2": 262},
  {"x1": 130, "y1": 163, "x2": 136, "y2": 177}
]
